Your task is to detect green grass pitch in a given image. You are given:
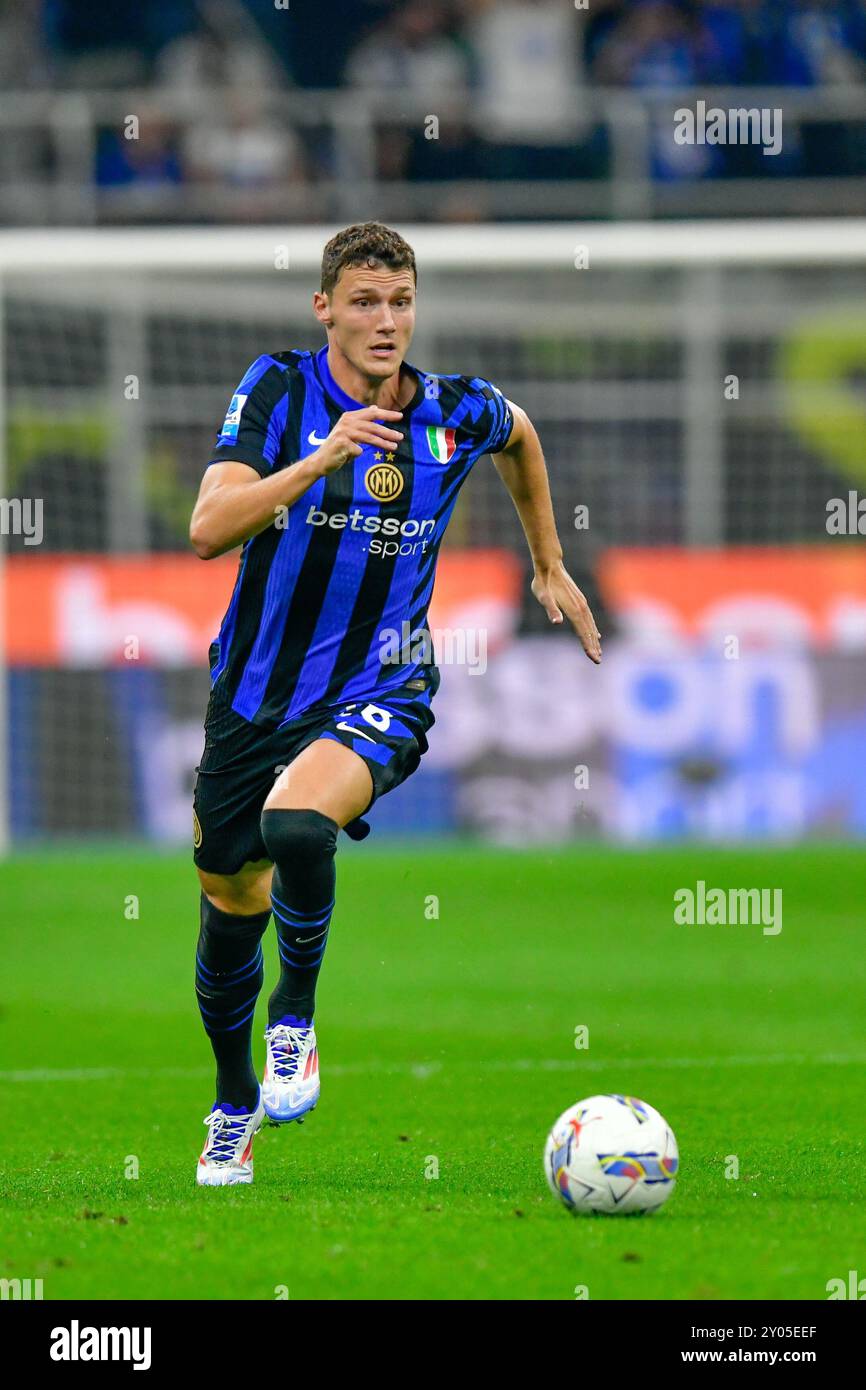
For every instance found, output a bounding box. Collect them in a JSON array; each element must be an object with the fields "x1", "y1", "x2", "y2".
[{"x1": 1, "y1": 844, "x2": 863, "y2": 1301}]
